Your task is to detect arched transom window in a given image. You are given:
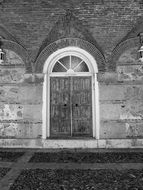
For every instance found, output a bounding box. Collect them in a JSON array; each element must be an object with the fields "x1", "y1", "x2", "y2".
[{"x1": 52, "y1": 55, "x2": 89, "y2": 73}]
